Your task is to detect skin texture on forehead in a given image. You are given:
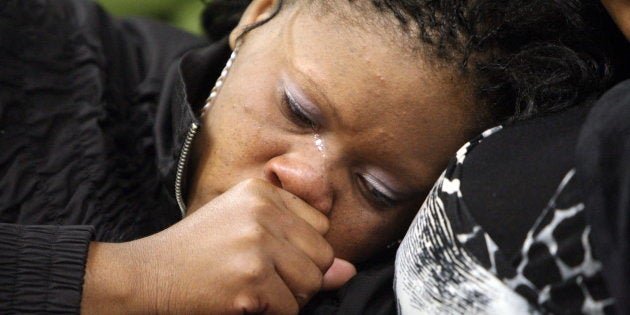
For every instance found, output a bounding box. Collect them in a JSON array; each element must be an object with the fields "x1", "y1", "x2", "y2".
[
  {"x1": 290, "y1": 0, "x2": 447, "y2": 61},
  {"x1": 279, "y1": 1, "x2": 478, "y2": 187},
  {"x1": 186, "y1": 0, "x2": 483, "y2": 263}
]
